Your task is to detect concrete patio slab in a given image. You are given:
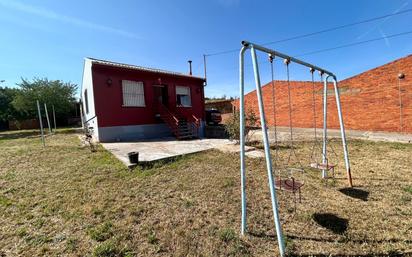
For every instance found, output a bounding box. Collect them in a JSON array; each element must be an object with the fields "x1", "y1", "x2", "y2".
[
  {"x1": 245, "y1": 150, "x2": 265, "y2": 158},
  {"x1": 102, "y1": 137, "x2": 233, "y2": 167},
  {"x1": 215, "y1": 143, "x2": 255, "y2": 153}
]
